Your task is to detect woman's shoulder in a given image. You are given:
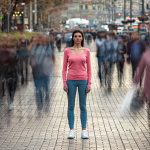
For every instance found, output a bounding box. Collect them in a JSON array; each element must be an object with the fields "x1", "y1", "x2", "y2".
[
  {"x1": 64, "y1": 47, "x2": 71, "y2": 52},
  {"x1": 84, "y1": 47, "x2": 90, "y2": 53}
]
